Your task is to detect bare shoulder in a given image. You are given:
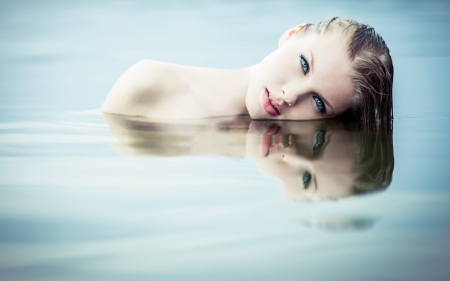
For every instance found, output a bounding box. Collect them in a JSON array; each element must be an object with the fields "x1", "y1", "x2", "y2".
[
  {"x1": 101, "y1": 60, "x2": 180, "y2": 116},
  {"x1": 126, "y1": 59, "x2": 176, "y2": 80}
]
